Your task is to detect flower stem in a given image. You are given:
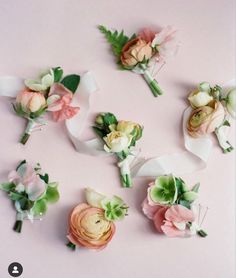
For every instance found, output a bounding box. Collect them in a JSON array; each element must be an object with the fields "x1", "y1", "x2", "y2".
[
  {"x1": 143, "y1": 70, "x2": 163, "y2": 97},
  {"x1": 197, "y1": 229, "x2": 208, "y2": 237},
  {"x1": 121, "y1": 174, "x2": 132, "y2": 188},
  {"x1": 66, "y1": 241, "x2": 76, "y2": 251},
  {"x1": 20, "y1": 133, "x2": 30, "y2": 145},
  {"x1": 13, "y1": 220, "x2": 23, "y2": 233},
  {"x1": 215, "y1": 128, "x2": 234, "y2": 153},
  {"x1": 20, "y1": 119, "x2": 36, "y2": 145}
]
